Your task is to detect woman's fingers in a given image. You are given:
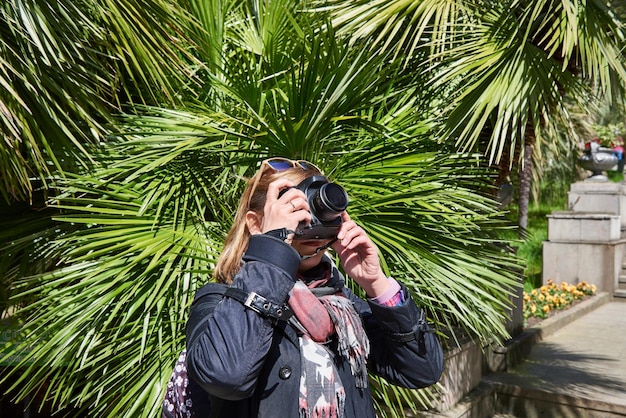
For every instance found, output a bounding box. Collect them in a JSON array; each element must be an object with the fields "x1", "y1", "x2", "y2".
[{"x1": 262, "y1": 180, "x2": 311, "y2": 233}]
